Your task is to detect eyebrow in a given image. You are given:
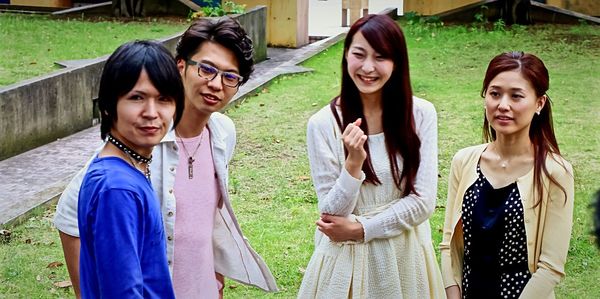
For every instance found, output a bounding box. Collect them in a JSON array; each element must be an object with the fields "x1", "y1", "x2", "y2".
[
  {"x1": 489, "y1": 85, "x2": 526, "y2": 92},
  {"x1": 199, "y1": 59, "x2": 239, "y2": 74}
]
